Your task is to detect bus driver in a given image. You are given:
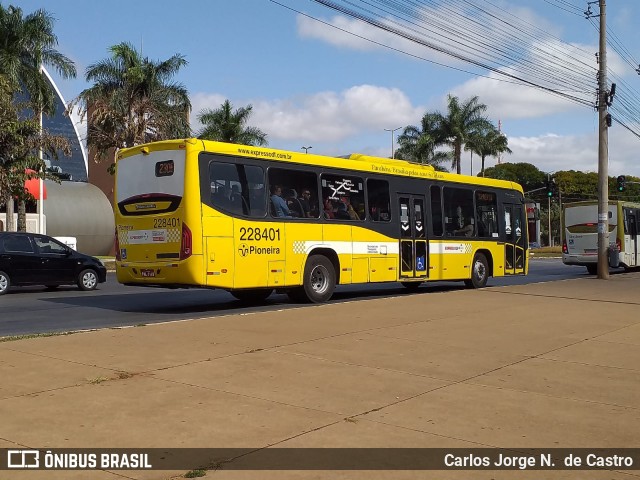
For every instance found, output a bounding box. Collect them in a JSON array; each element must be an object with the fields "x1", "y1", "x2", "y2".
[{"x1": 453, "y1": 206, "x2": 474, "y2": 236}]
